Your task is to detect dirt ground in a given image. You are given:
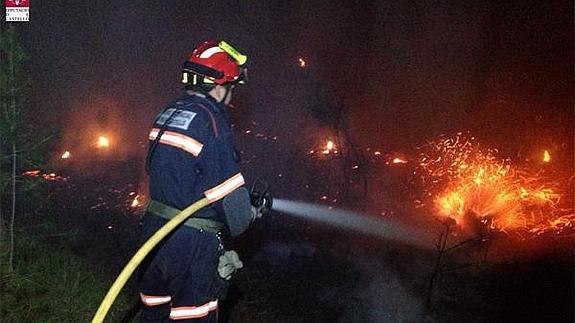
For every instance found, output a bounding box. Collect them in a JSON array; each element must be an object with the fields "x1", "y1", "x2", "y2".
[{"x1": 49, "y1": 161, "x2": 574, "y2": 323}]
